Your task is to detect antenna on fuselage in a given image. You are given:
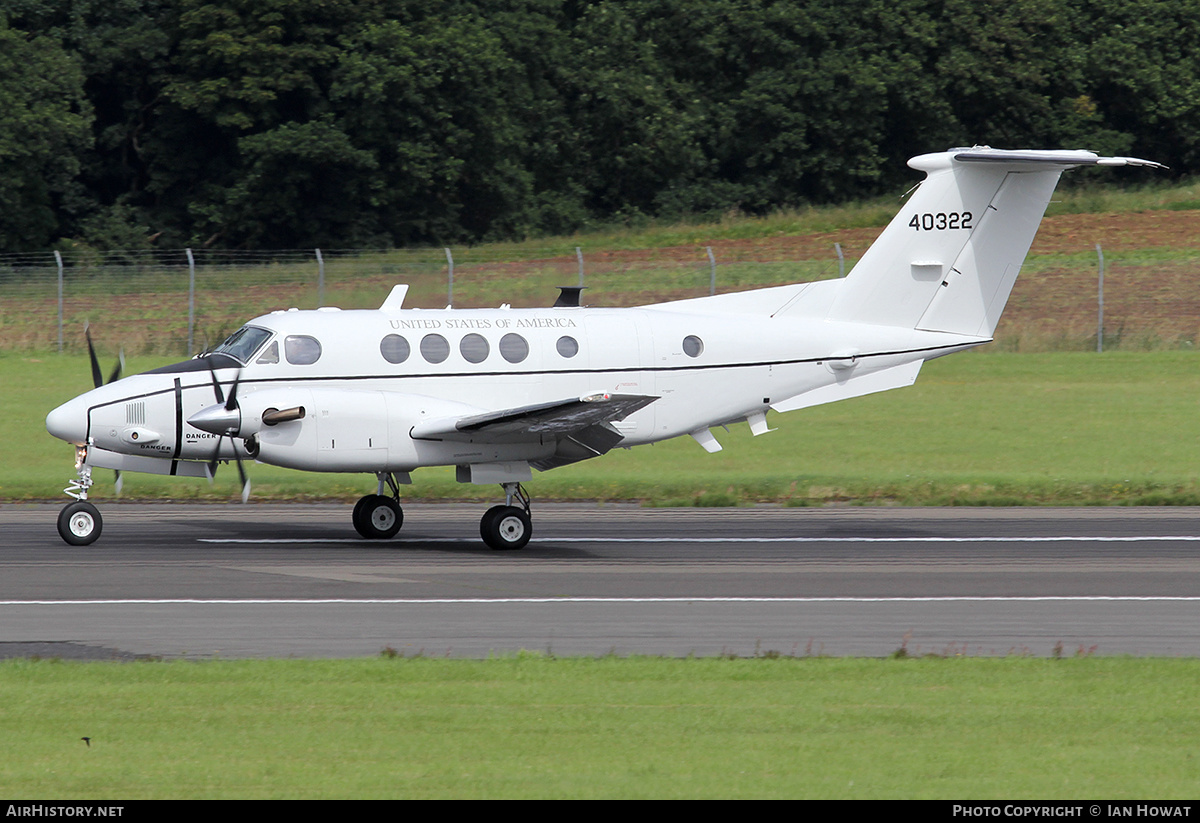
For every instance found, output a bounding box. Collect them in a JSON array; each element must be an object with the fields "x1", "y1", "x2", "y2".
[{"x1": 553, "y1": 286, "x2": 585, "y2": 308}]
